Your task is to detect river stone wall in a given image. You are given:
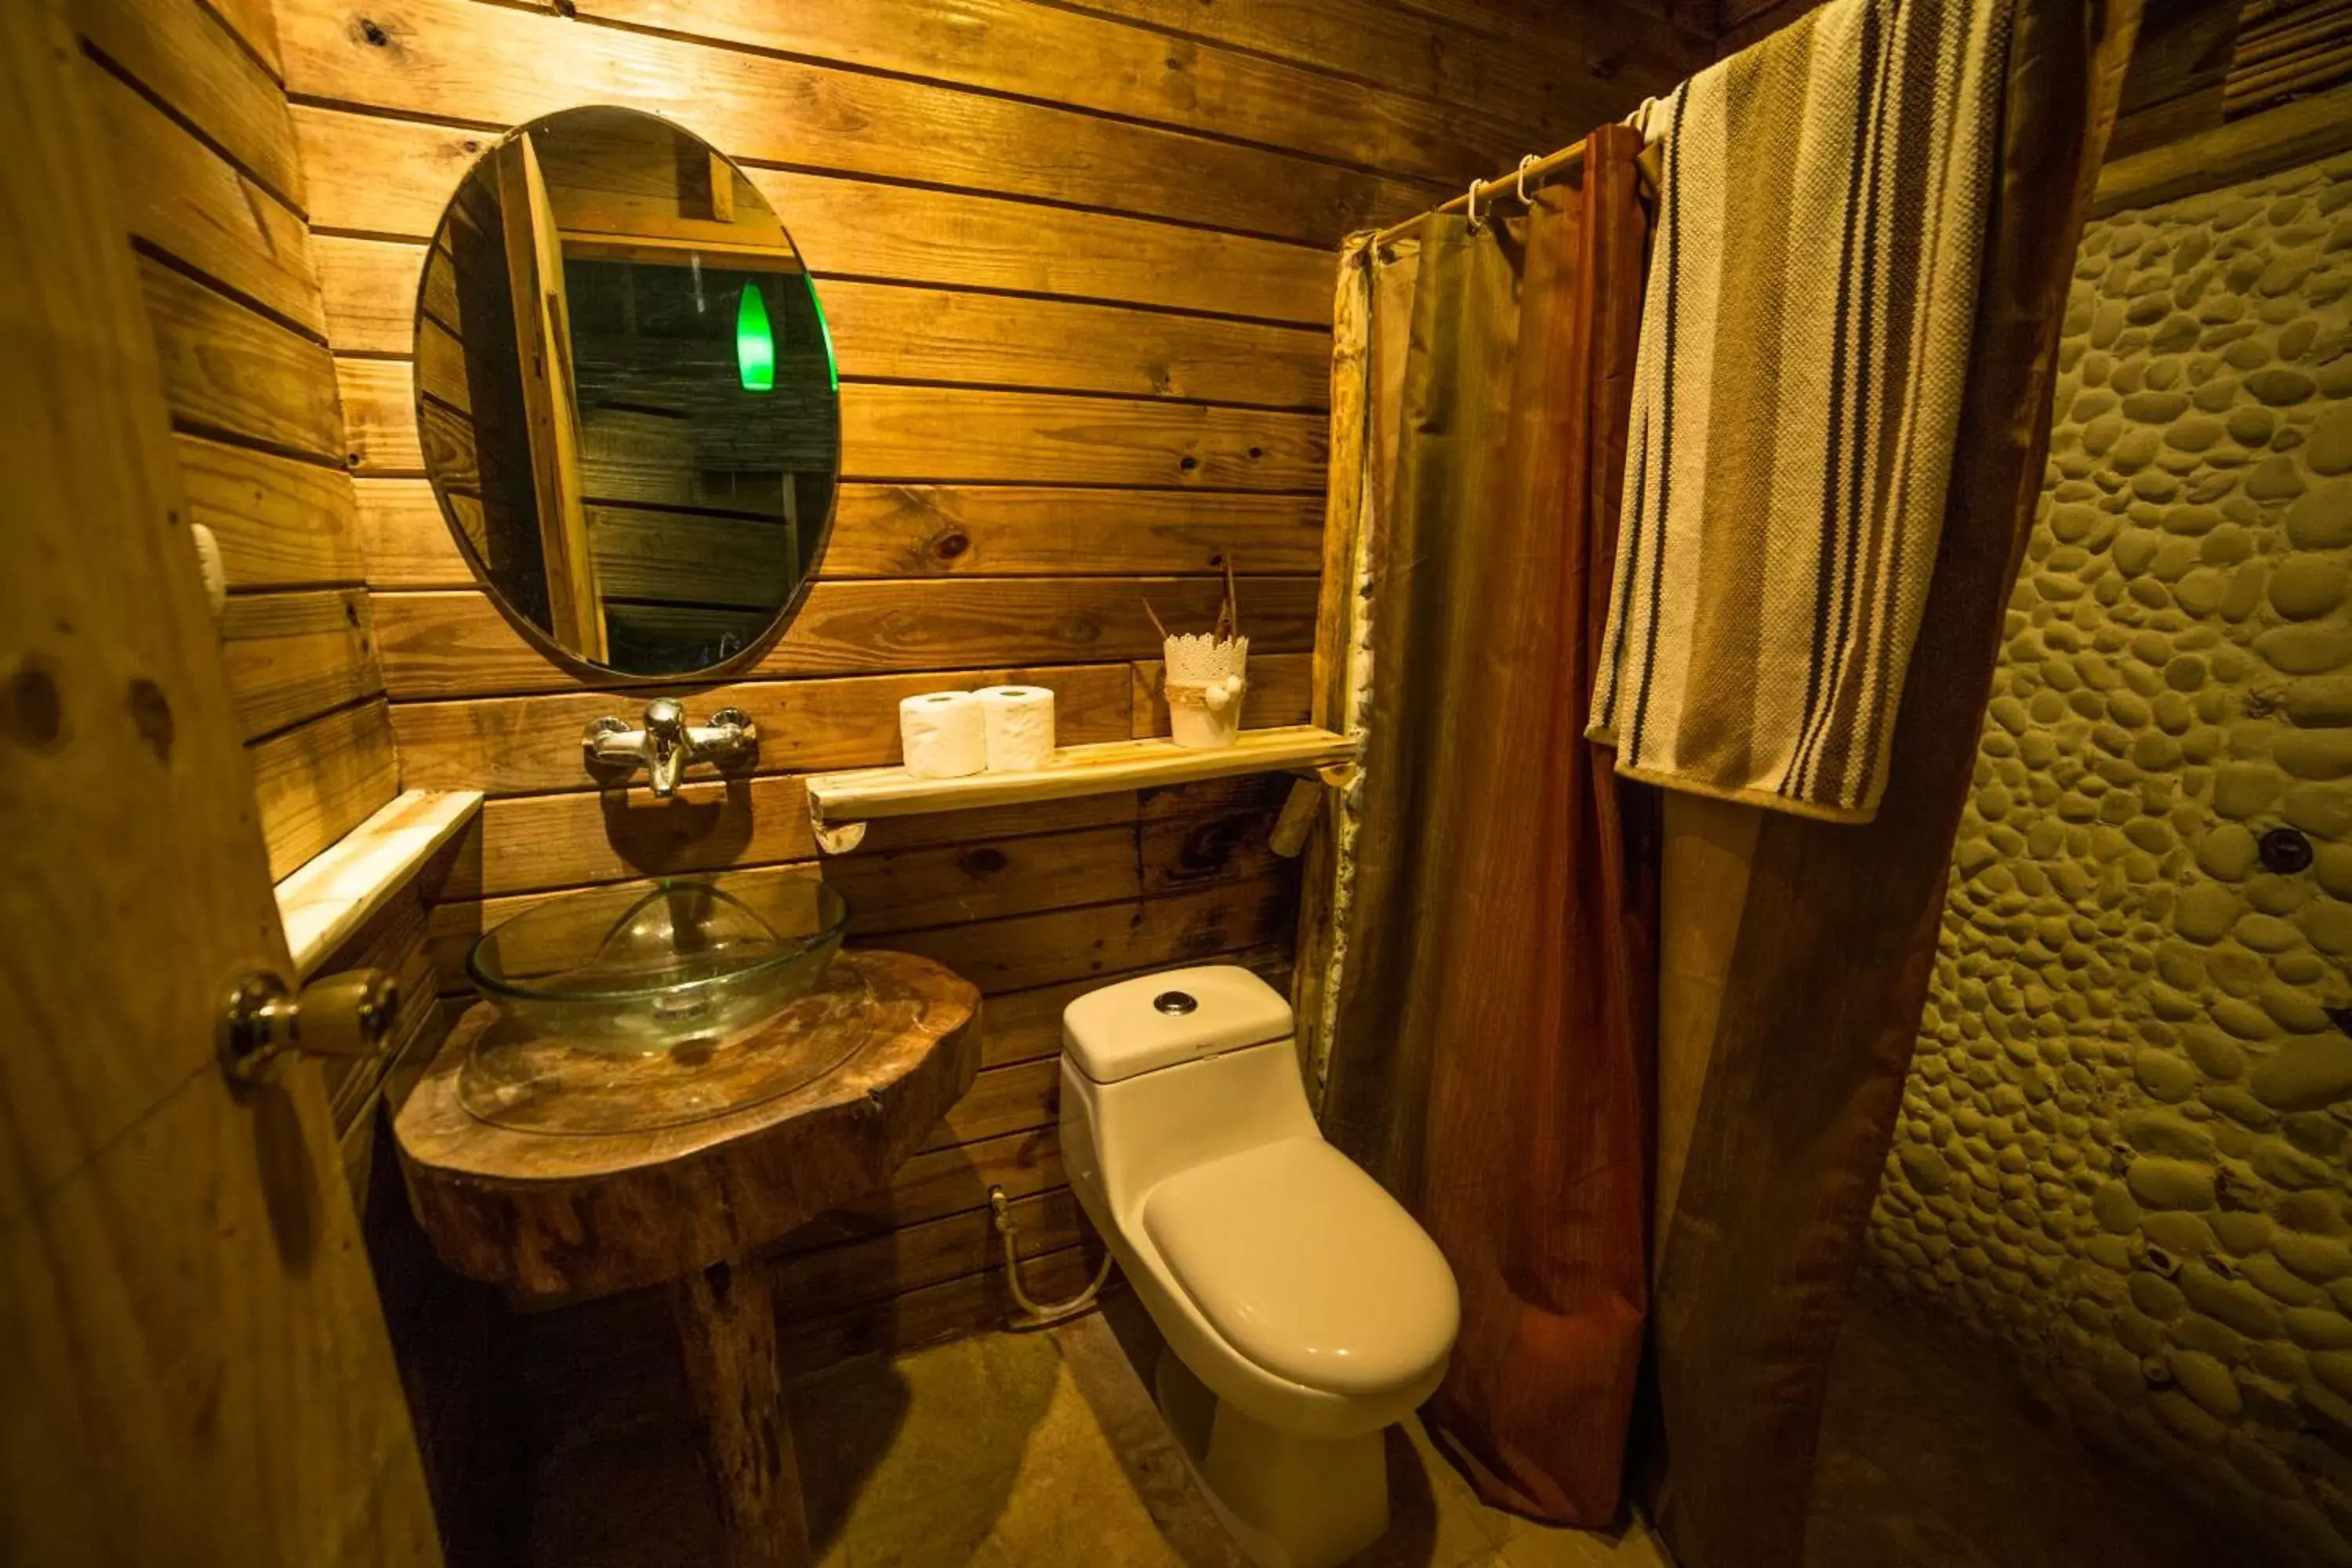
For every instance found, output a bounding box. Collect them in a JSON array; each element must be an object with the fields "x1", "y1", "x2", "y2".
[{"x1": 1867, "y1": 151, "x2": 2352, "y2": 1564}]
